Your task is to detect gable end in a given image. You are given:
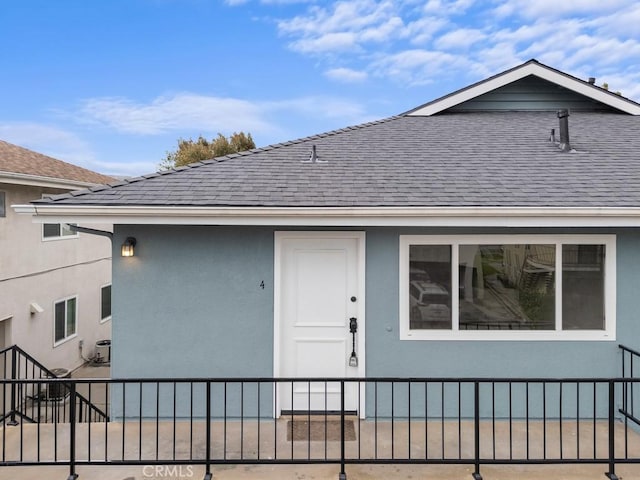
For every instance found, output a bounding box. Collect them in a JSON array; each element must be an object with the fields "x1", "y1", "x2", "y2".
[
  {"x1": 407, "y1": 60, "x2": 640, "y2": 116},
  {"x1": 446, "y1": 75, "x2": 618, "y2": 113}
]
